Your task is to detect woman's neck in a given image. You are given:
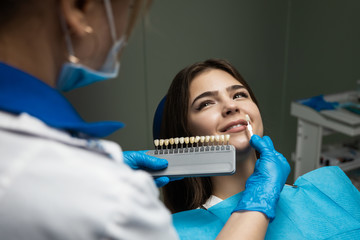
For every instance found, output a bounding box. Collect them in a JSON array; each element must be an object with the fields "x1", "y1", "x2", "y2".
[{"x1": 211, "y1": 149, "x2": 257, "y2": 200}]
